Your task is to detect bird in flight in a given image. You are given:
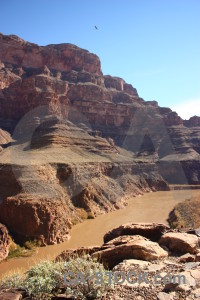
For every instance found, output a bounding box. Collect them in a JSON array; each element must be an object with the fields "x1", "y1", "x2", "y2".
[{"x1": 94, "y1": 25, "x2": 98, "y2": 30}]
